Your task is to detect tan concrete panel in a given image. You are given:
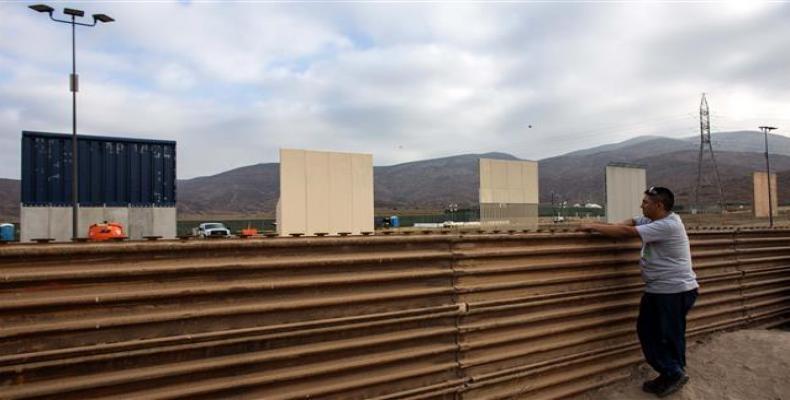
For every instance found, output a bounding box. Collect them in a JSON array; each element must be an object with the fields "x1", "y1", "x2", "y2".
[
  {"x1": 507, "y1": 189, "x2": 523, "y2": 204},
  {"x1": 493, "y1": 189, "x2": 509, "y2": 203},
  {"x1": 507, "y1": 162, "x2": 523, "y2": 190},
  {"x1": 479, "y1": 188, "x2": 494, "y2": 204},
  {"x1": 329, "y1": 153, "x2": 353, "y2": 233},
  {"x1": 522, "y1": 161, "x2": 539, "y2": 204},
  {"x1": 479, "y1": 159, "x2": 539, "y2": 228},
  {"x1": 279, "y1": 149, "x2": 373, "y2": 236},
  {"x1": 605, "y1": 165, "x2": 646, "y2": 223},
  {"x1": 753, "y1": 172, "x2": 778, "y2": 217},
  {"x1": 479, "y1": 159, "x2": 491, "y2": 203},
  {"x1": 280, "y1": 149, "x2": 308, "y2": 235},
  {"x1": 351, "y1": 153, "x2": 374, "y2": 234},
  {"x1": 305, "y1": 151, "x2": 331, "y2": 235},
  {"x1": 491, "y1": 160, "x2": 508, "y2": 189},
  {"x1": 479, "y1": 159, "x2": 538, "y2": 204}
]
